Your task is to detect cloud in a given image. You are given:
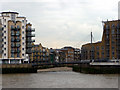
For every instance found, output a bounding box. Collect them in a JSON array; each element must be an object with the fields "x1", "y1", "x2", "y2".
[{"x1": 0, "y1": 0, "x2": 119, "y2": 48}]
